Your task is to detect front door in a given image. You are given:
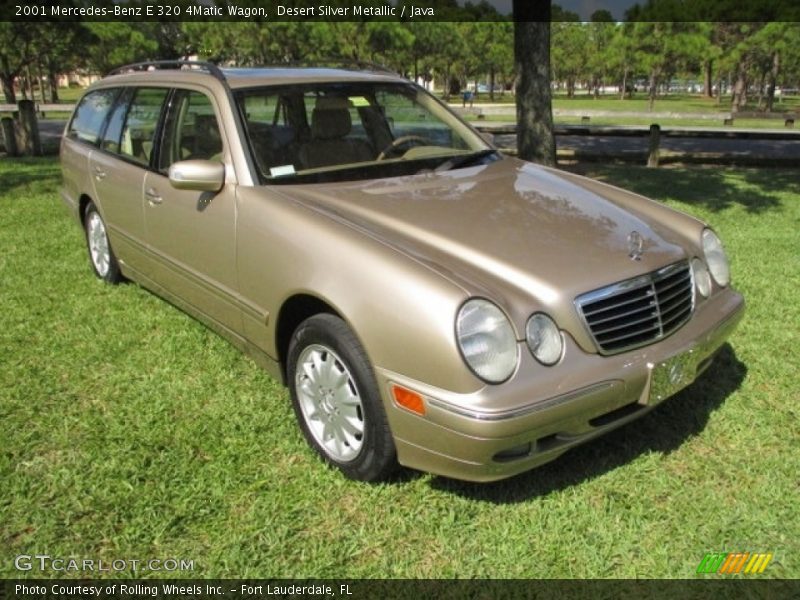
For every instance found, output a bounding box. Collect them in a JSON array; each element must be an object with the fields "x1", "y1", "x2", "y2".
[{"x1": 143, "y1": 88, "x2": 241, "y2": 334}]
